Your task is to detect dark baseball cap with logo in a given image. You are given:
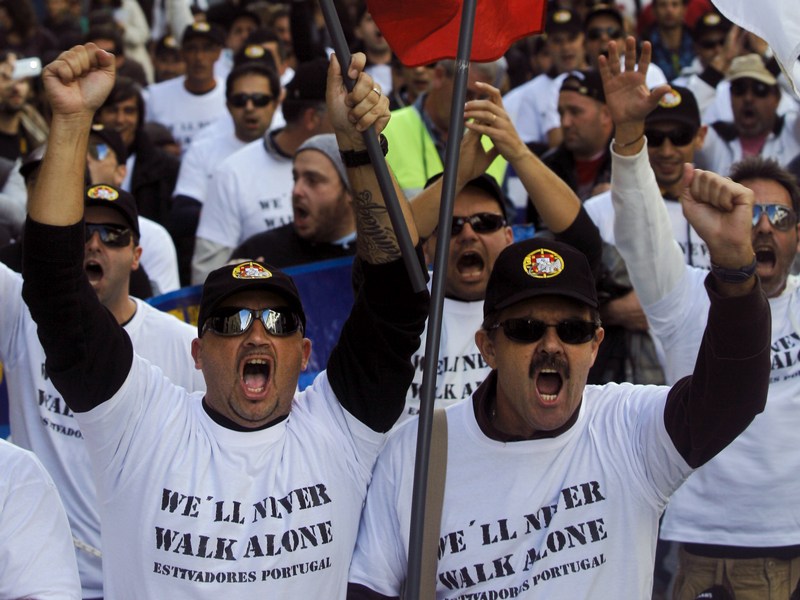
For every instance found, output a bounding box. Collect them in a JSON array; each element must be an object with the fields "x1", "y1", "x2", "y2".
[
  {"x1": 84, "y1": 184, "x2": 140, "y2": 239},
  {"x1": 197, "y1": 261, "x2": 306, "y2": 337},
  {"x1": 424, "y1": 172, "x2": 515, "y2": 223},
  {"x1": 646, "y1": 85, "x2": 700, "y2": 130},
  {"x1": 182, "y1": 22, "x2": 226, "y2": 47},
  {"x1": 483, "y1": 238, "x2": 598, "y2": 320},
  {"x1": 546, "y1": 8, "x2": 583, "y2": 36},
  {"x1": 284, "y1": 57, "x2": 329, "y2": 102}
]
